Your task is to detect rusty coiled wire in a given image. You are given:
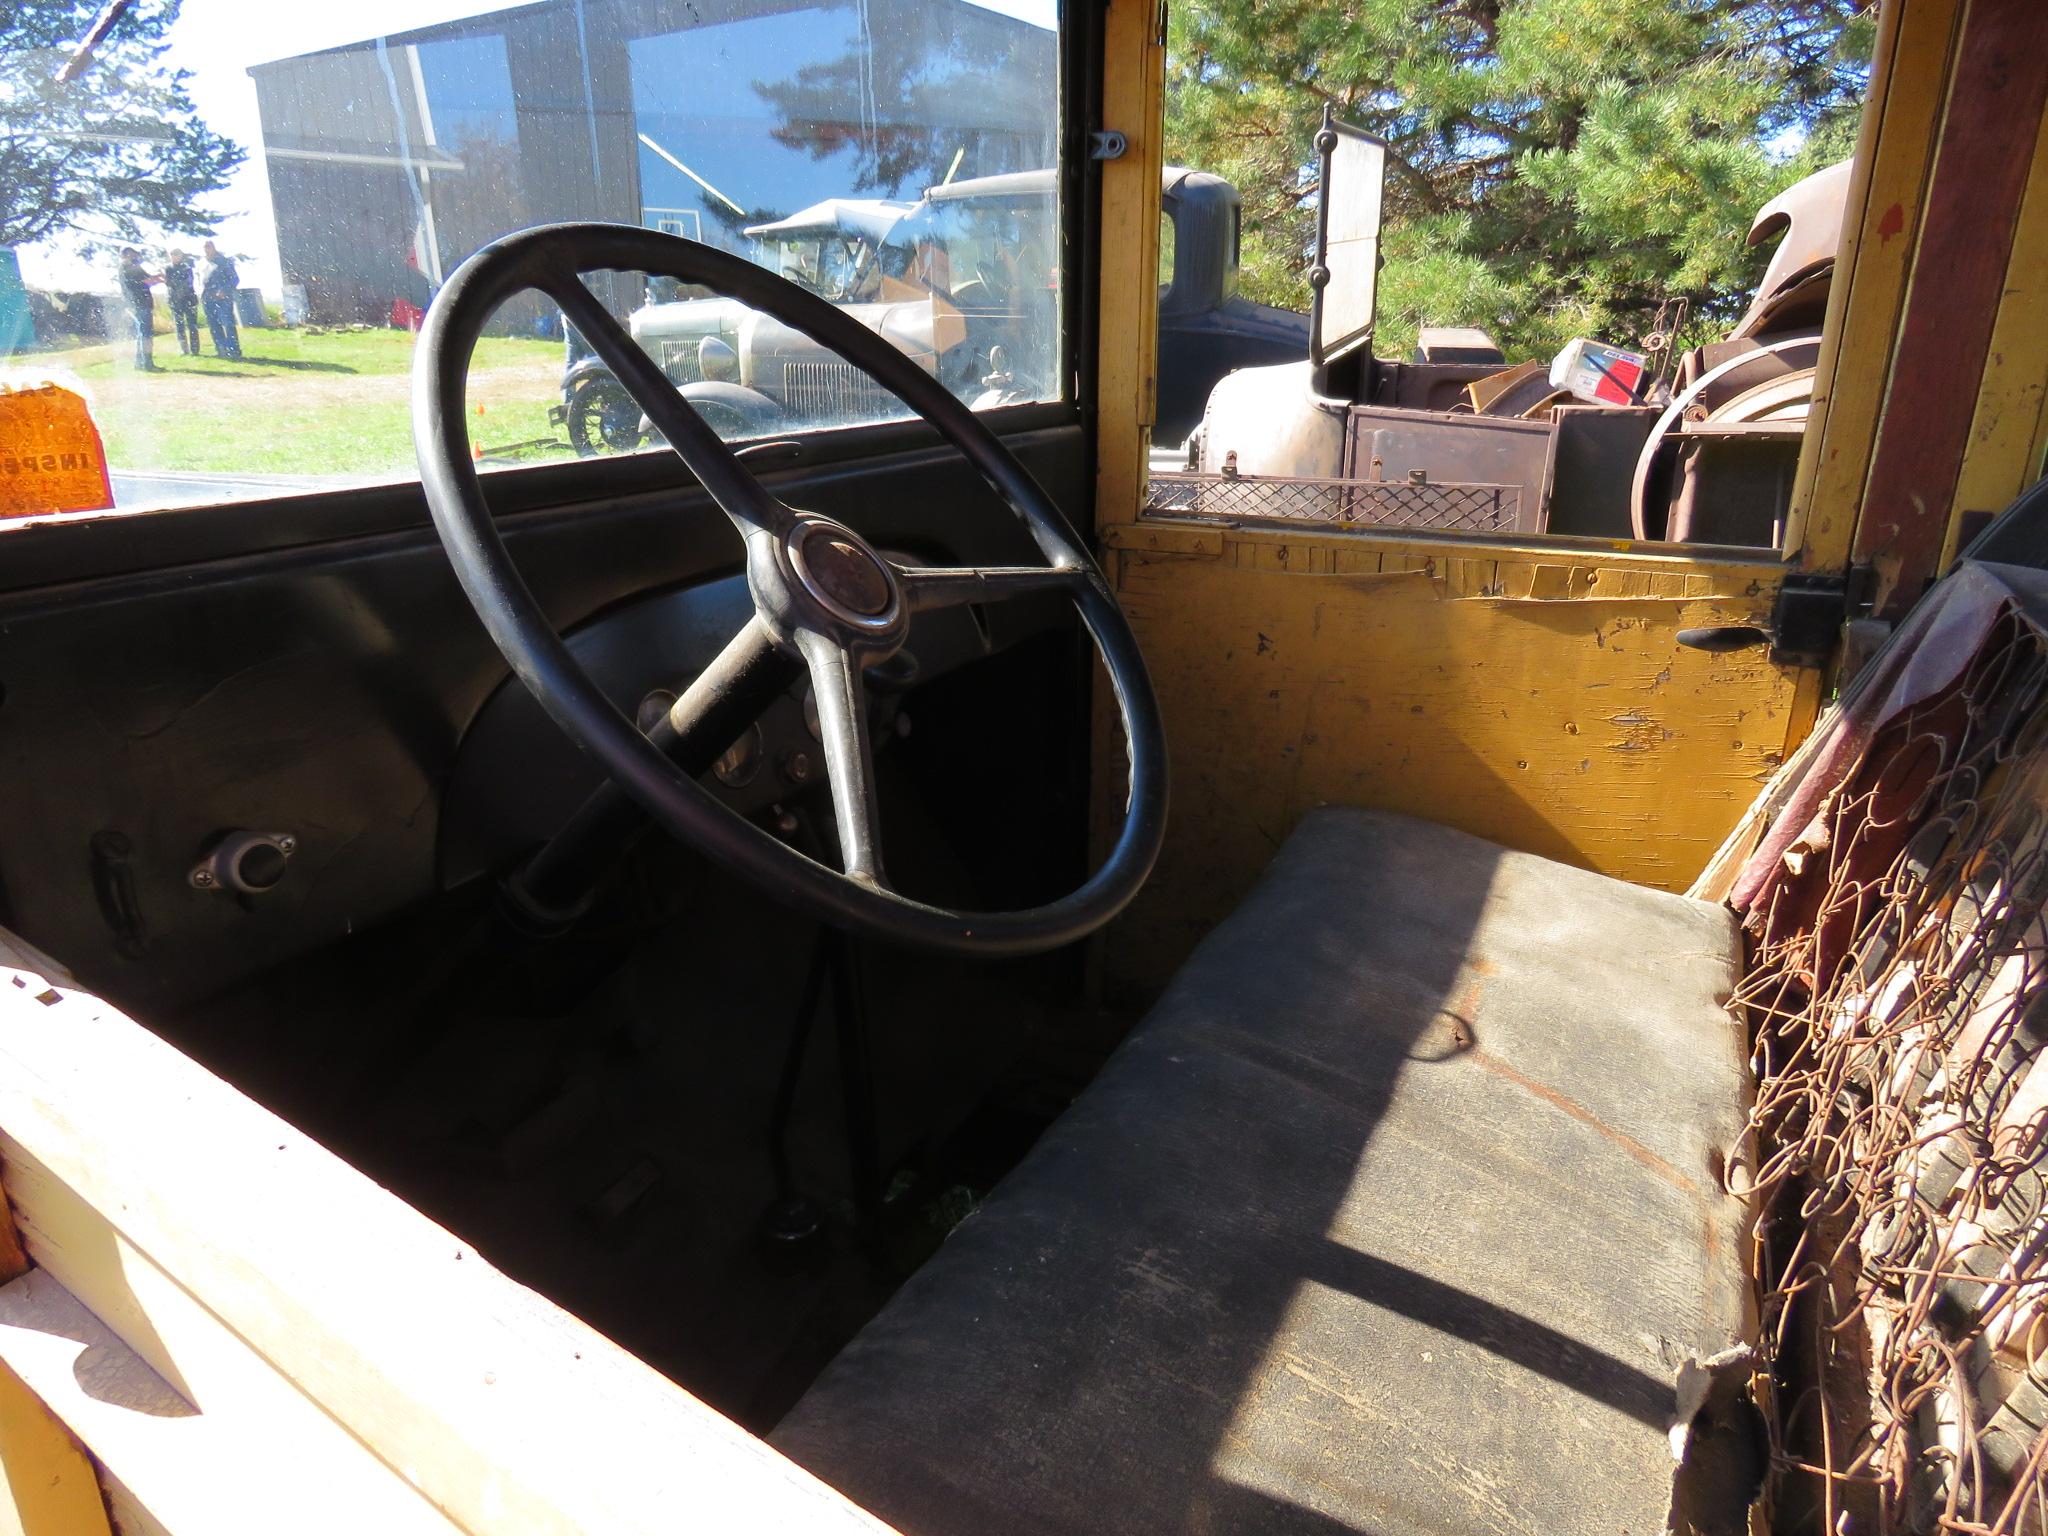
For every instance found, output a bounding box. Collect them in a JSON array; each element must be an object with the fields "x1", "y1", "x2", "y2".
[{"x1": 1737, "y1": 615, "x2": 2048, "y2": 1534}]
